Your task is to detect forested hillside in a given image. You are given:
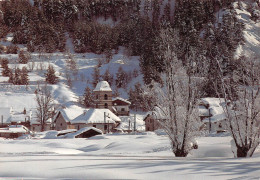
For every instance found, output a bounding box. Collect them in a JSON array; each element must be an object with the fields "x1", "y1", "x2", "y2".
[{"x1": 0, "y1": 0, "x2": 259, "y2": 111}]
